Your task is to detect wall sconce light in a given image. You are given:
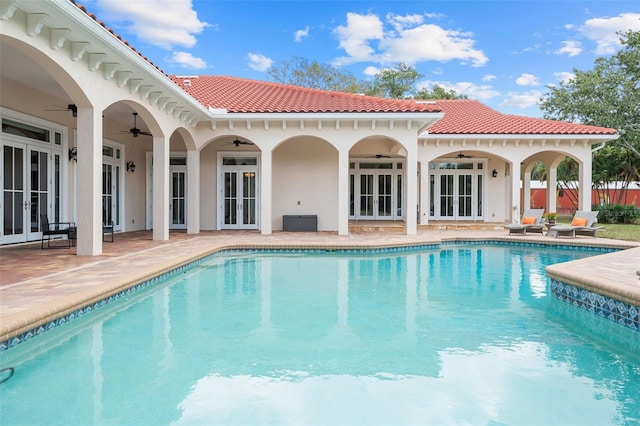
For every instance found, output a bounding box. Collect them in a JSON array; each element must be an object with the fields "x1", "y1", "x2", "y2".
[
  {"x1": 492, "y1": 169, "x2": 498, "y2": 178},
  {"x1": 68, "y1": 146, "x2": 77, "y2": 162},
  {"x1": 126, "y1": 161, "x2": 136, "y2": 173}
]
